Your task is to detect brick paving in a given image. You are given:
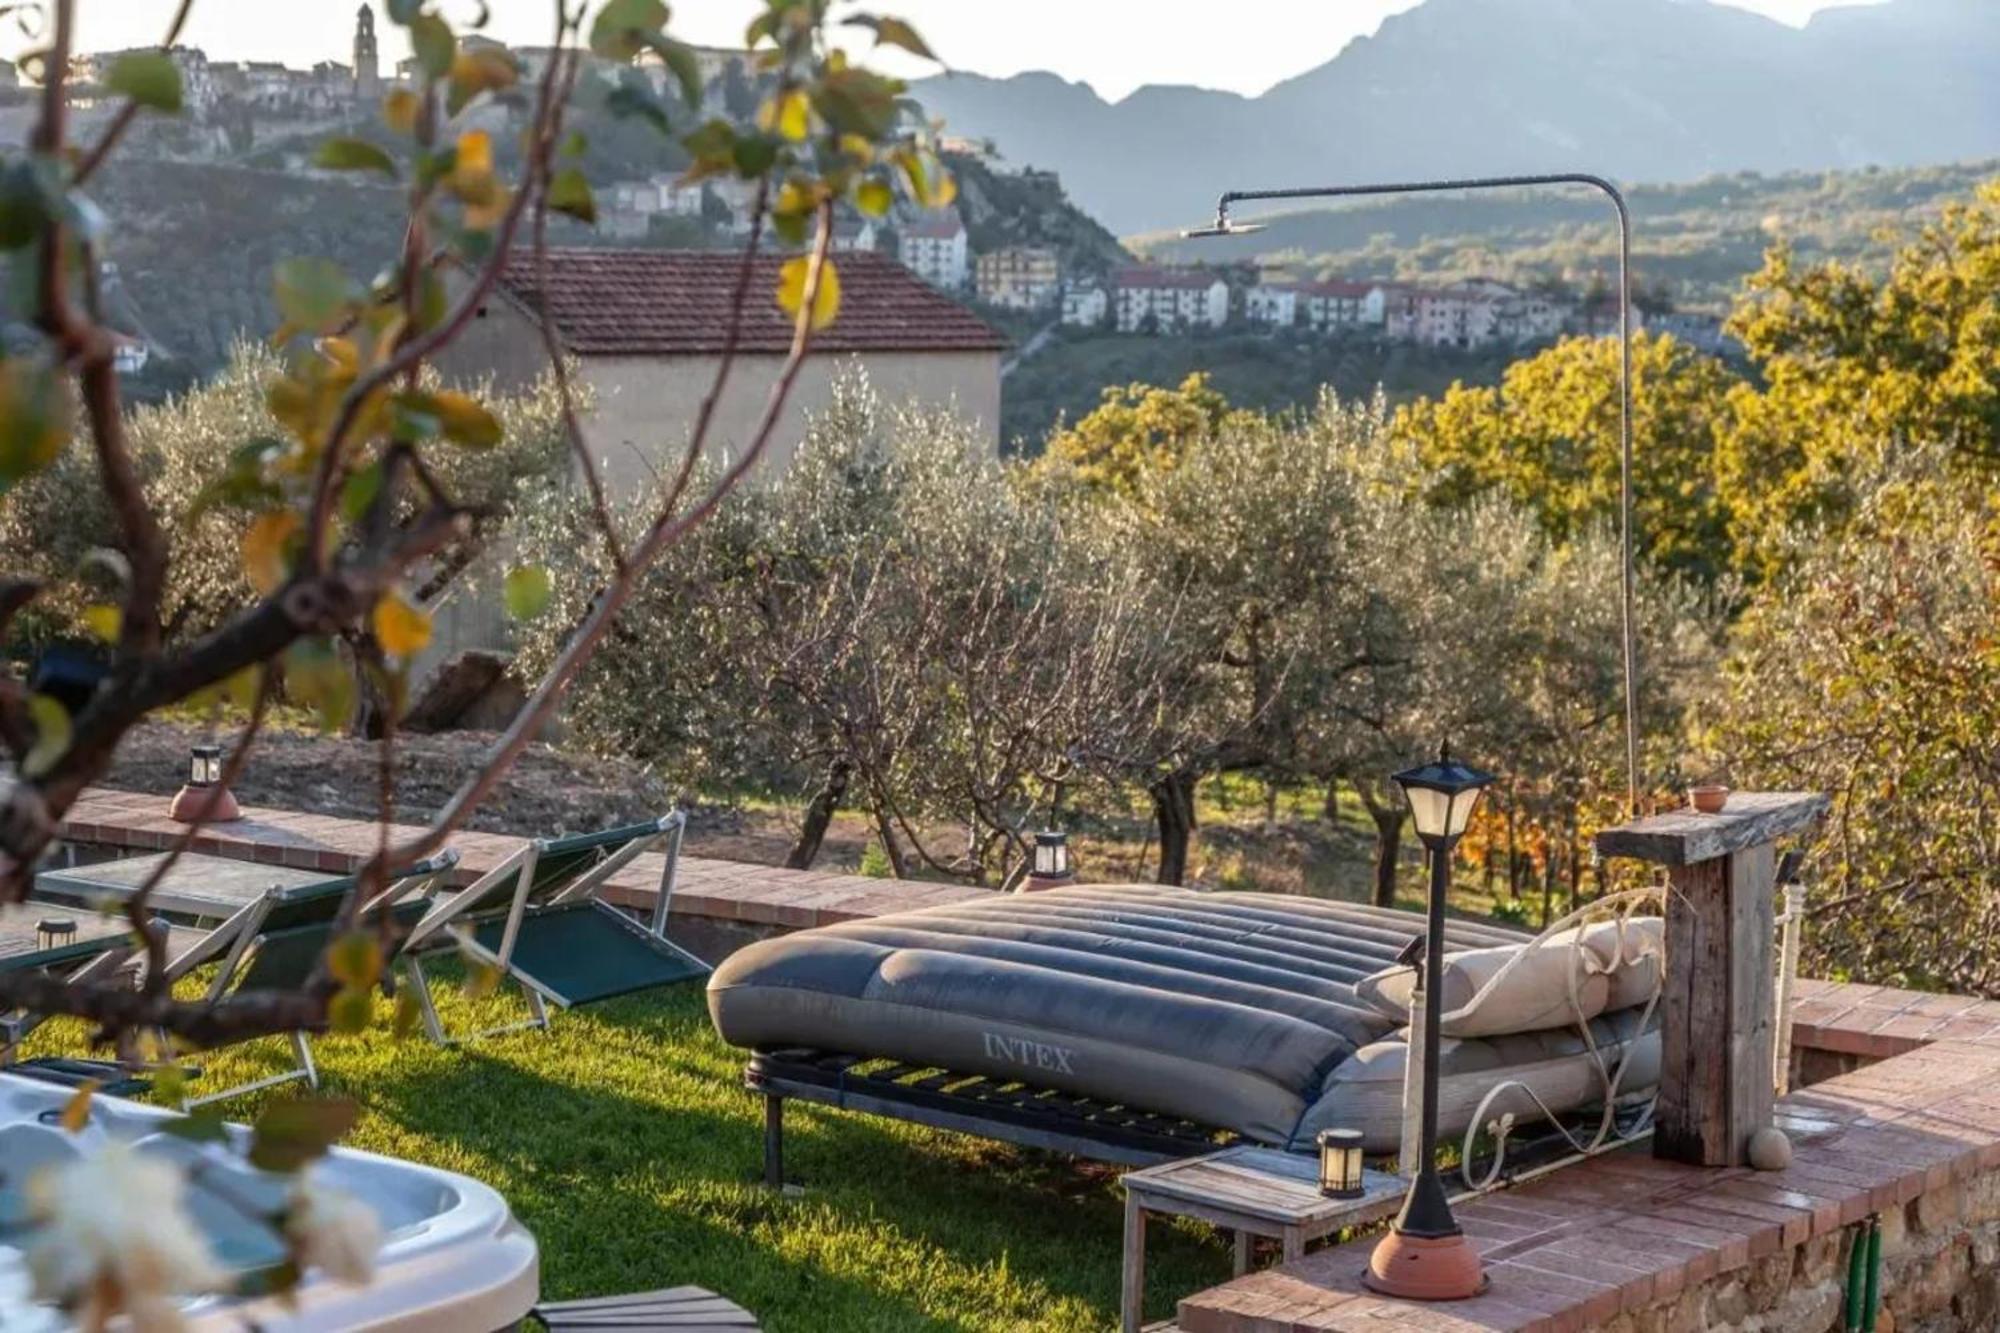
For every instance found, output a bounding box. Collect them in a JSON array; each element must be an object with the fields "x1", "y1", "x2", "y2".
[
  {"x1": 56, "y1": 786, "x2": 984, "y2": 933},
  {"x1": 1176, "y1": 980, "x2": 2000, "y2": 1332}
]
